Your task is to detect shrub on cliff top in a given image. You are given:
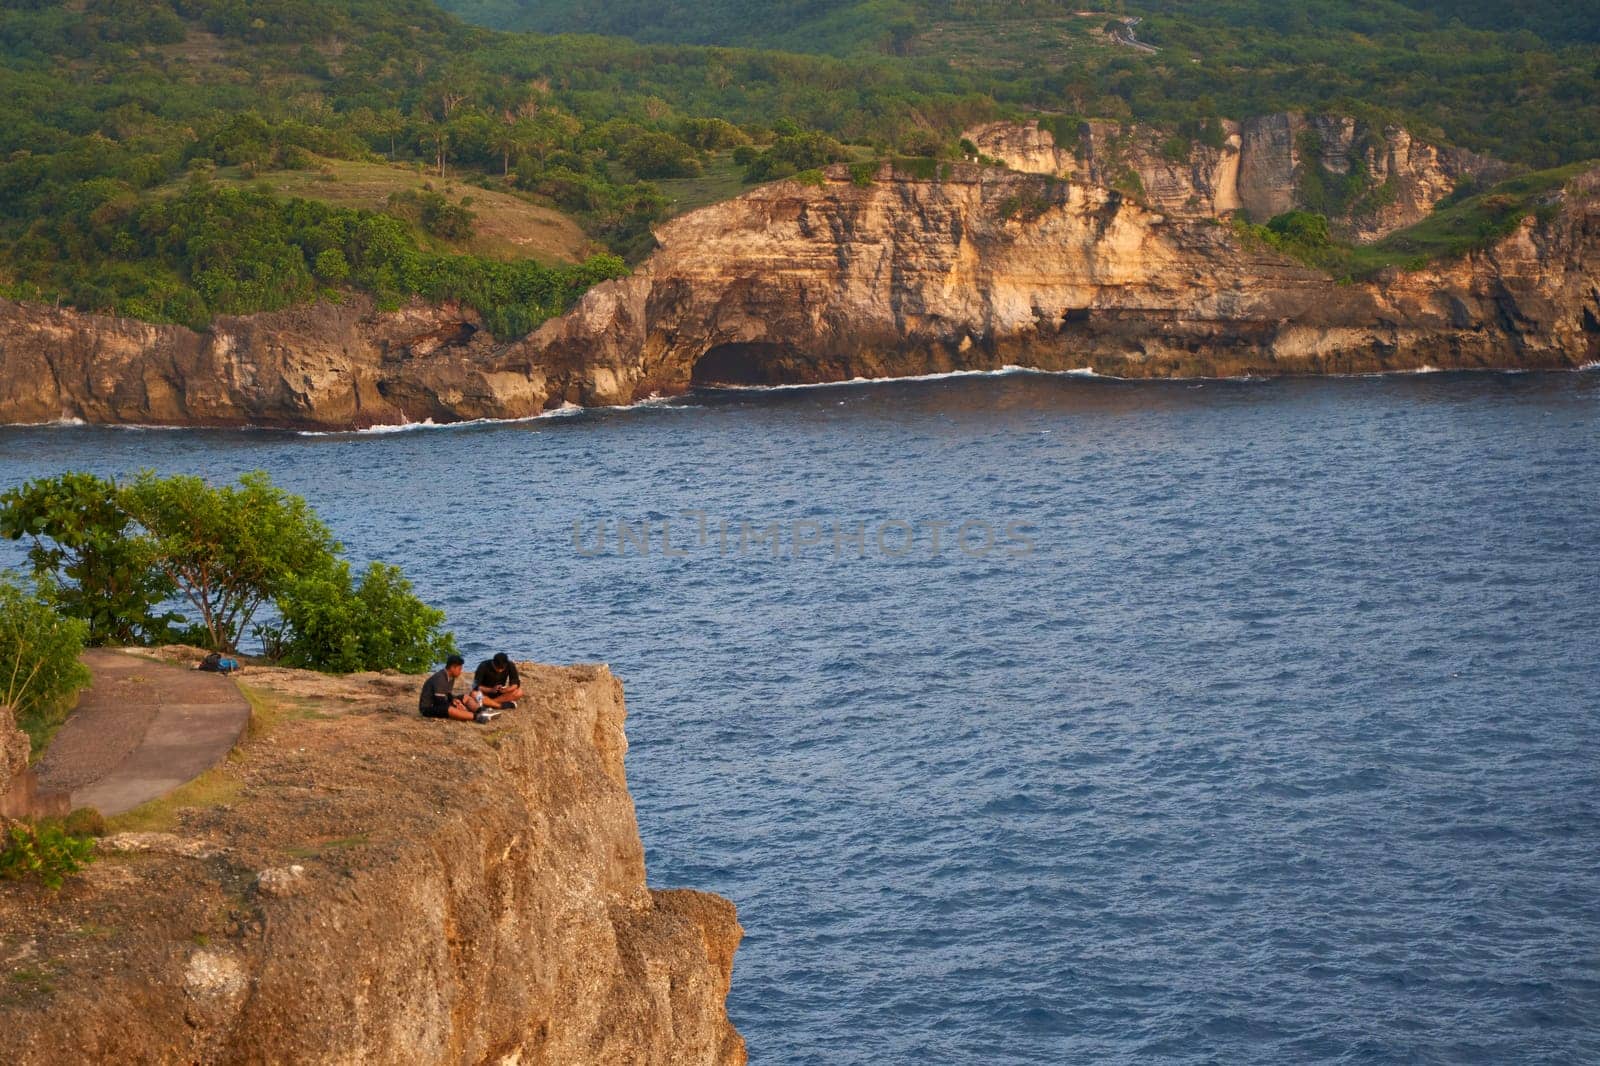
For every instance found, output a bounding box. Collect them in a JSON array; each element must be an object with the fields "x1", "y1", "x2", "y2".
[
  {"x1": 267, "y1": 560, "x2": 456, "y2": 674},
  {"x1": 0, "y1": 574, "x2": 92, "y2": 756},
  {"x1": 0, "y1": 820, "x2": 97, "y2": 890}
]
